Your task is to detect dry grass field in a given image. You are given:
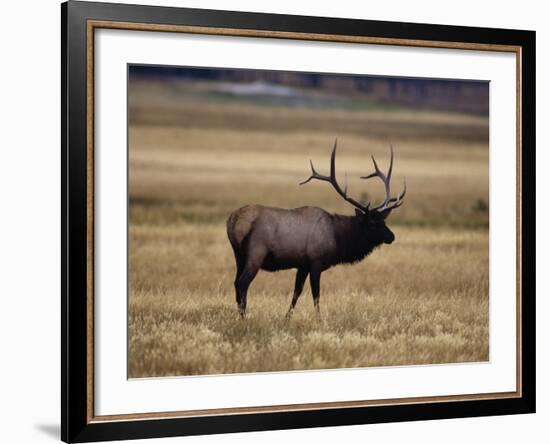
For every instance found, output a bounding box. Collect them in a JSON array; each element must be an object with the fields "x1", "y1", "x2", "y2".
[{"x1": 128, "y1": 78, "x2": 489, "y2": 378}]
